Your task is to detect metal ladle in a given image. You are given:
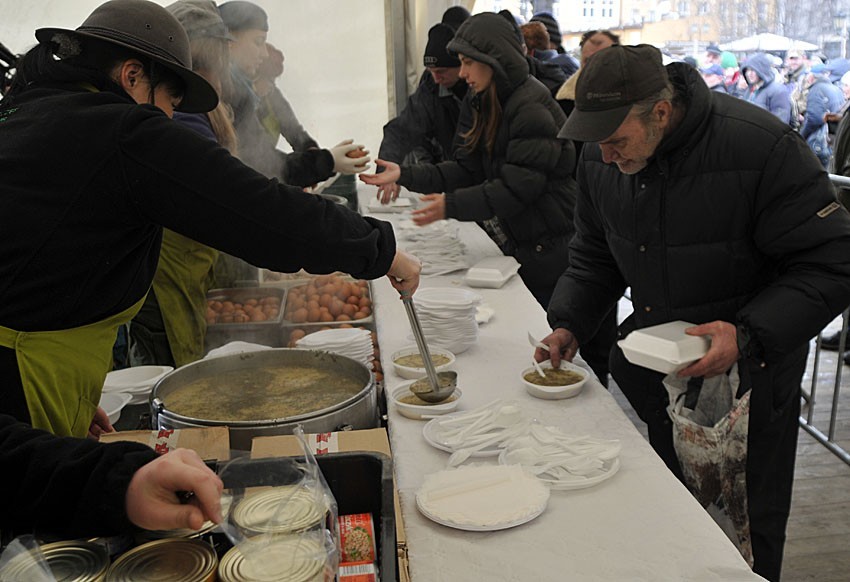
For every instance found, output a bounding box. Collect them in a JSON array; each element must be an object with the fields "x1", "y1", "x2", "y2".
[{"x1": 400, "y1": 290, "x2": 457, "y2": 403}]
